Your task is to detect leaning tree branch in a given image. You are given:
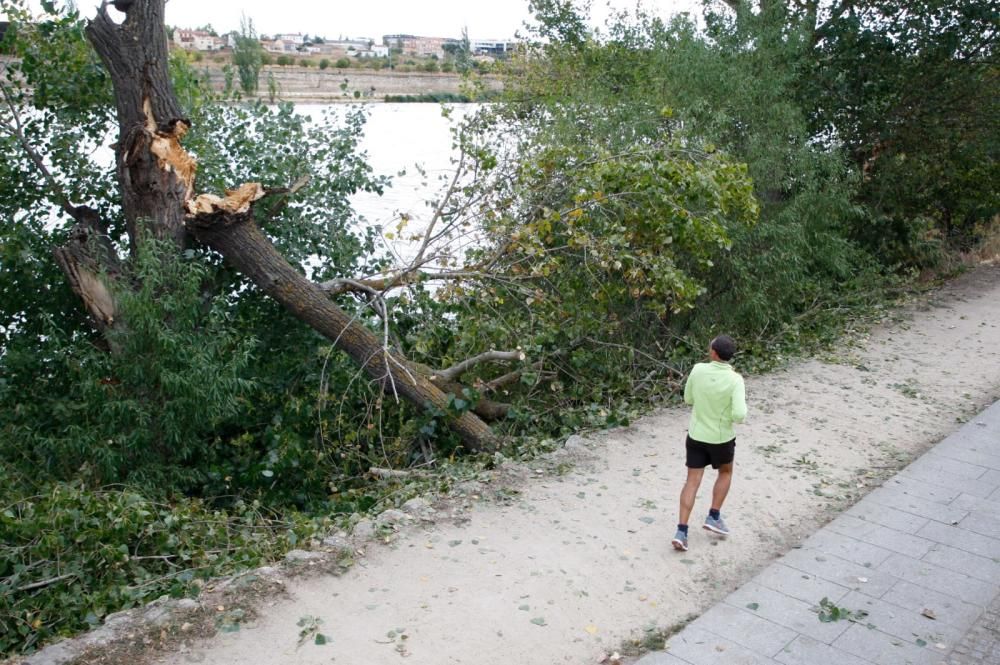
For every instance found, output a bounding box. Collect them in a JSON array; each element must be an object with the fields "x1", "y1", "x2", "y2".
[
  {"x1": 185, "y1": 188, "x2": 499, "y2": 452},
  {"x1": 0, "y1": 82, "x2": 75, "y2": 218}
]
